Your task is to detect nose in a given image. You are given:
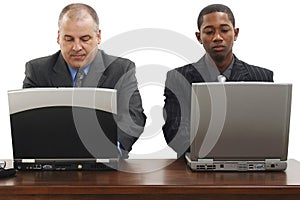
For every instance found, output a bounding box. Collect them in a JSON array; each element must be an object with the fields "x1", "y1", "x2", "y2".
[
  {"x1": 72, "y1": 40, "x2": 82, "y2": 51},
  {"x1": 213, "y1": 31, "x2": 223, "y2": 42}
]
